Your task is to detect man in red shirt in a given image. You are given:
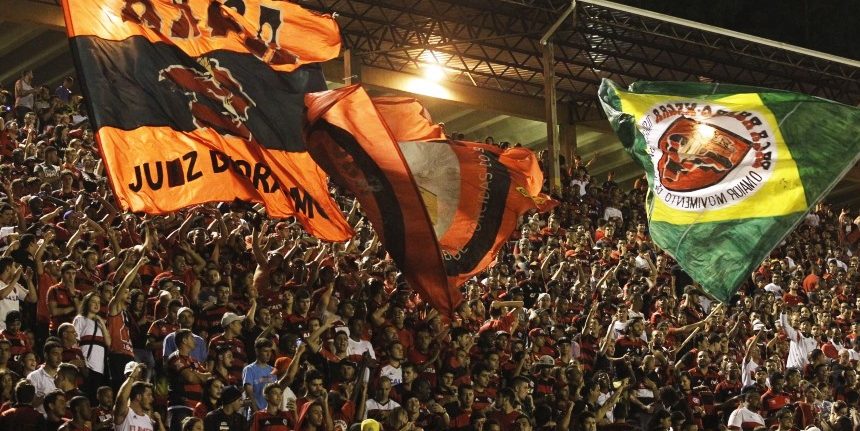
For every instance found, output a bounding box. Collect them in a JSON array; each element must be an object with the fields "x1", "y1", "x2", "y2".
[
  {"x1": 250, "y1": 384, "x2": 294, "y2": 431},
  {"x1": 167, "y1": 329, "x2": 211, "y2": 430},
  {"x1": 687, "y1": 351, "x2": 720, "y2": 388},
  {"x1": 208, "y1": 312, "x2": 252, "y2": 383},
  {"x1": 760, "y1": 372, "x2": 792, "y2": 424},
  {"x1": 47, "y1": 261, "x2": 82, "y2": 334},
  {"x1": 147, "y1": 299, "x2": 181, "y2": 368},
  {"x1": 0, "y1": 380, "x2": 44, "y2": 430}
]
